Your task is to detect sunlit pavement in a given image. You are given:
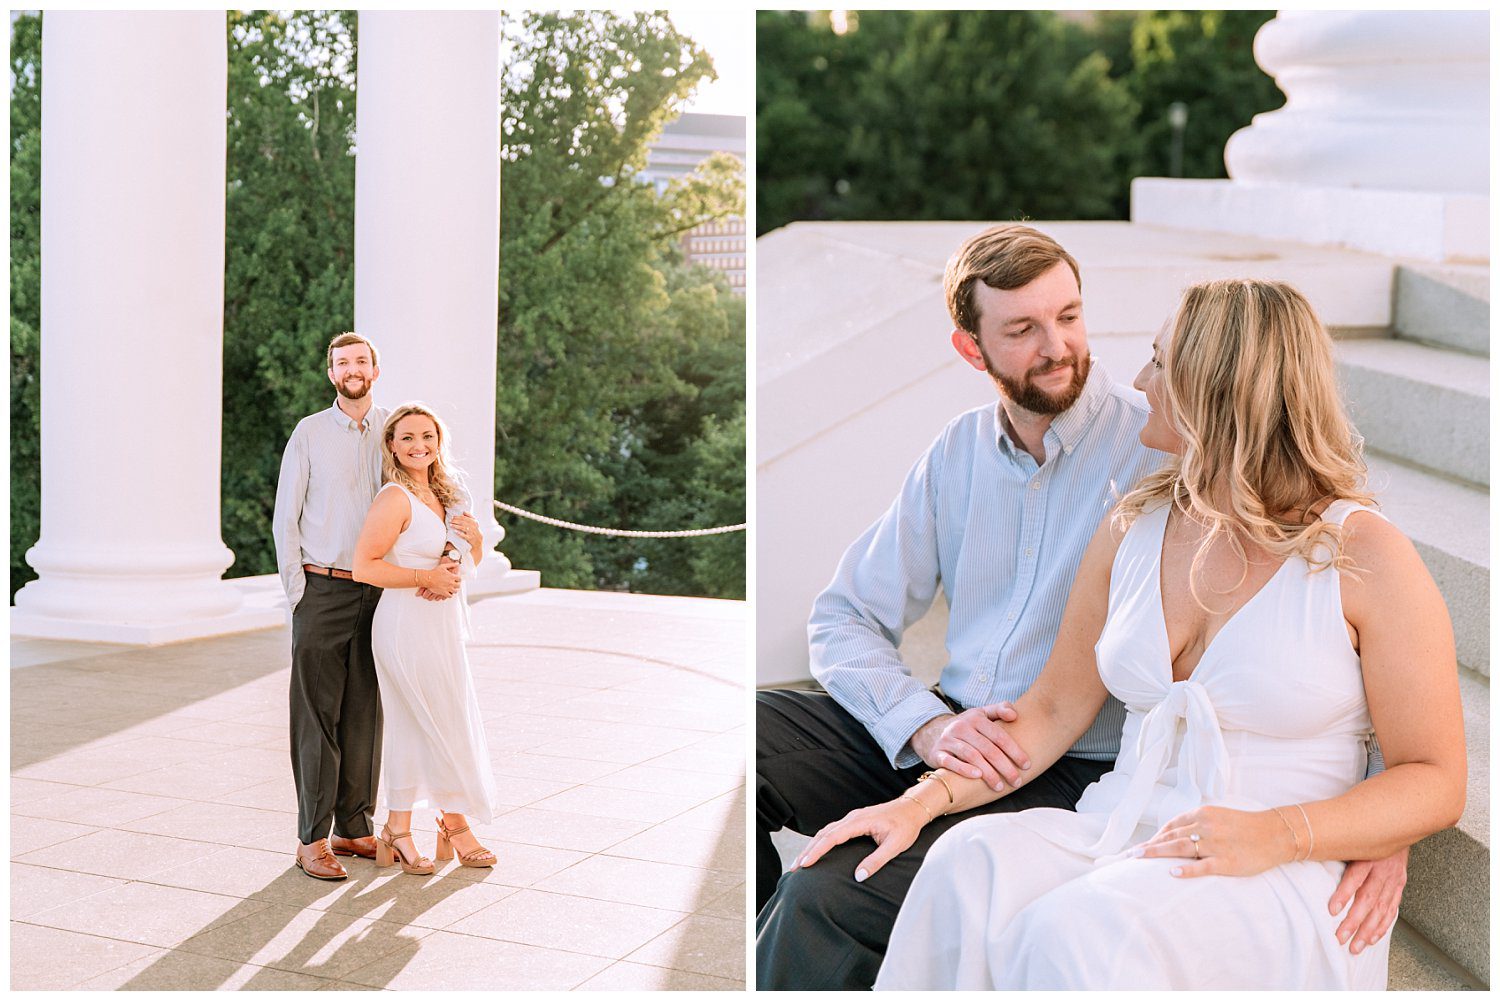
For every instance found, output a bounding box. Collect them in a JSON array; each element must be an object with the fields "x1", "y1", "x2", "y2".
[{"x1": 11, "y1": 588, "x2": 747, "y2": 990}]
